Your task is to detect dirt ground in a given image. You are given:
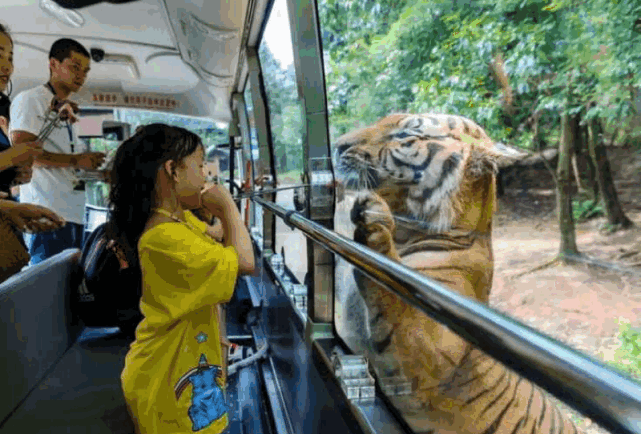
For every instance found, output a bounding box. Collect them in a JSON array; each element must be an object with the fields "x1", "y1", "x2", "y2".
[{"x1": 491, "y1": 146, "x2": 641, "y2": 433}]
